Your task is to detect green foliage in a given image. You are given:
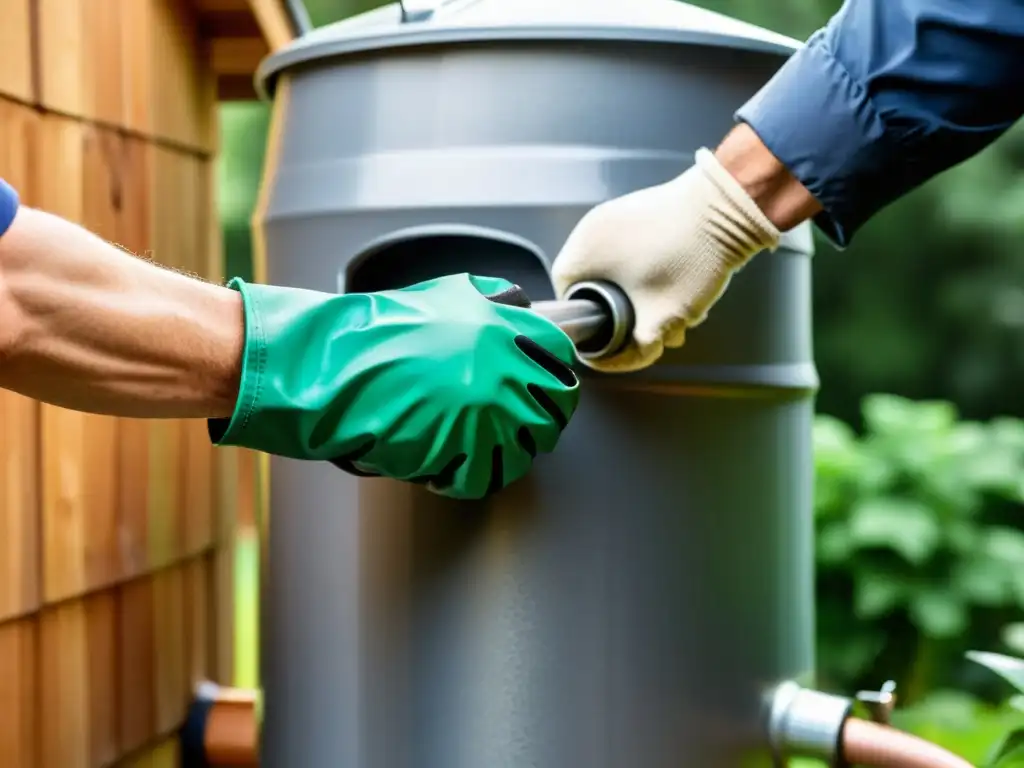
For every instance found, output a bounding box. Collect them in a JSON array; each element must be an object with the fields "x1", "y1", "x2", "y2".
[
  {"x1": 697, "y1": 0, "x2": 840, "y2": 40},
  {"x1": 697, "y1": 0, "x2": 1024, "y2": 426},
  {"x1": 965, "y1": 653, "x2": 1024, "y2": 767},
  {"x1": 302, "y1": 0, "x2": 385, "y2": 28},
  {"x1": 813, "y1": 123, "x2": 1024, "y2": 425},
  {"x1": 891, "y1": 689, "x2": 1022, "y2": 767},
  {"x1": 969, "y1": 653, "x2": 1024, "y2": 702},
  {"x1": 813, "y1": 395, "x2": 1024, "y2": 700}
]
